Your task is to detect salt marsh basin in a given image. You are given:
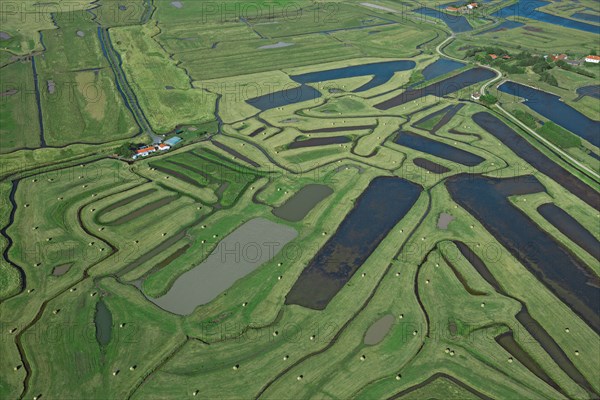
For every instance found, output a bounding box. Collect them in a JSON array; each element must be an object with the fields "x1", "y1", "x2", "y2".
[{"x1": 147, "y1": 218, "x2": 297, "y2": 315}]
